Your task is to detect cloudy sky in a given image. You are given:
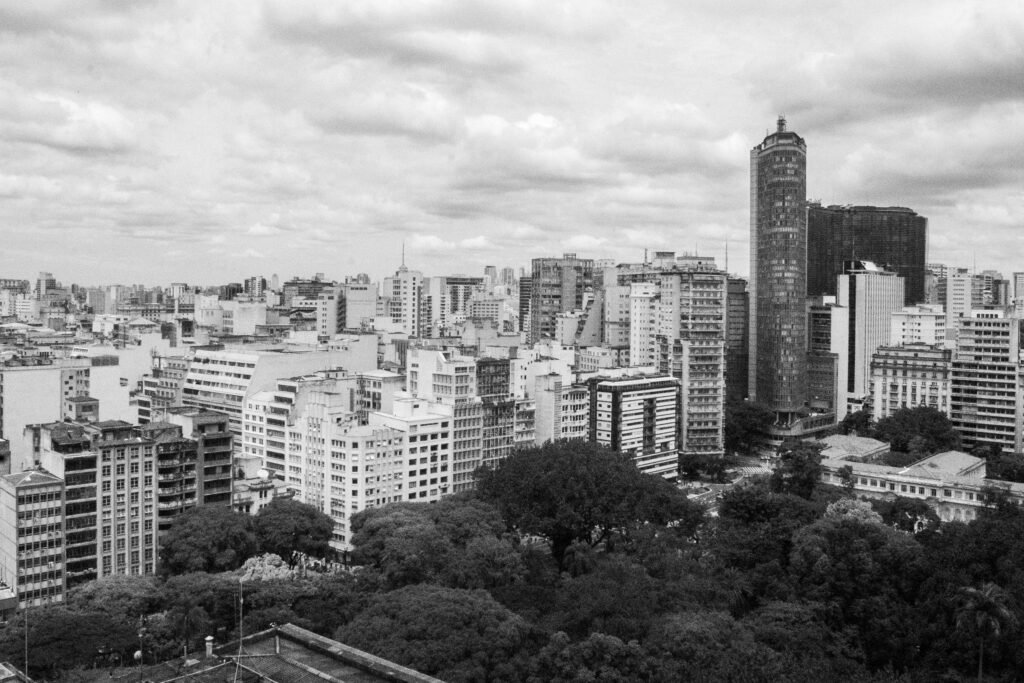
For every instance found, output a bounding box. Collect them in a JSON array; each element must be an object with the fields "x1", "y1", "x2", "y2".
[{"x1": 0, "y1": 1, "x2": 1021, "y2": 286}]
